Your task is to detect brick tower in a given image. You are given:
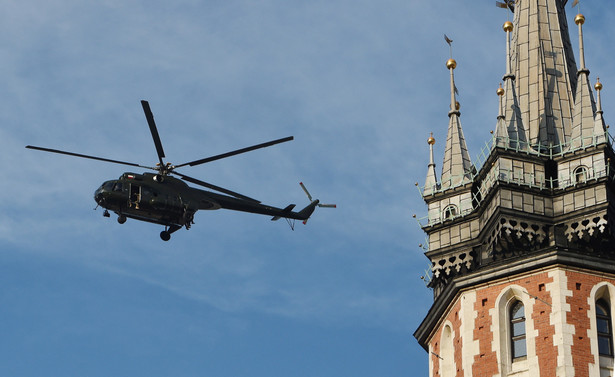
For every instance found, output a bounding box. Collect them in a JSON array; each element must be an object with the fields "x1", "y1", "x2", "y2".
[{"x1": 414, "y1": 1, "x2": 614, "y2": 376}]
